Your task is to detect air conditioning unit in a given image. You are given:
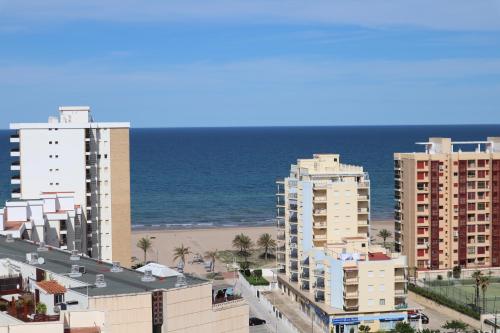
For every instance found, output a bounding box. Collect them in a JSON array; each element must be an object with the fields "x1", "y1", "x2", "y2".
[
  {"x1": 69, "y1": 265, "x2": 82, "y2": 278},
  {"x1": 70, "y1": 250, "x2": 80, "y2": 261},
  {"x1": 110, "y1": 261, "x2": 123, "y2": 273},
  {"x1": 141, "y1": 269, "x2": 155, "y2": 282},
  {"x1": 95, "y1": 274, "x2": 107, "y2": 288}
]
